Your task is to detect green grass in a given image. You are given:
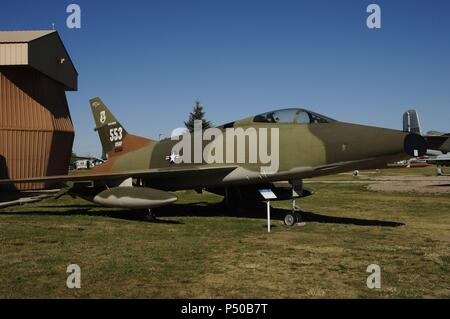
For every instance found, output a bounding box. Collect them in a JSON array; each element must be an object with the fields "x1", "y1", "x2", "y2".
[{"x1": 1, "y1": 171, "x2": 450, "y2": 298}]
